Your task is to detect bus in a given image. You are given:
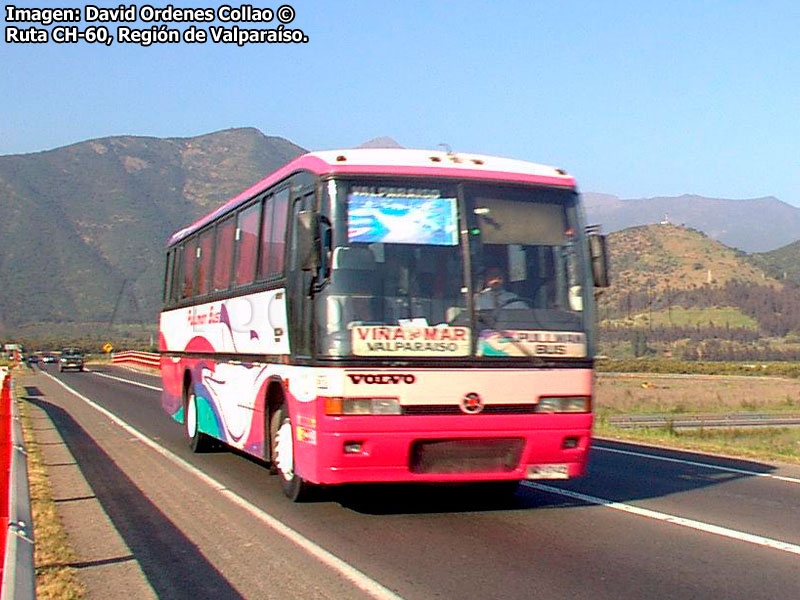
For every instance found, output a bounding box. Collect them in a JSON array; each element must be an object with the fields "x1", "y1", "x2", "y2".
[{"x1": 160, "y1": 148, "x2": 609, "y2": 500}]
